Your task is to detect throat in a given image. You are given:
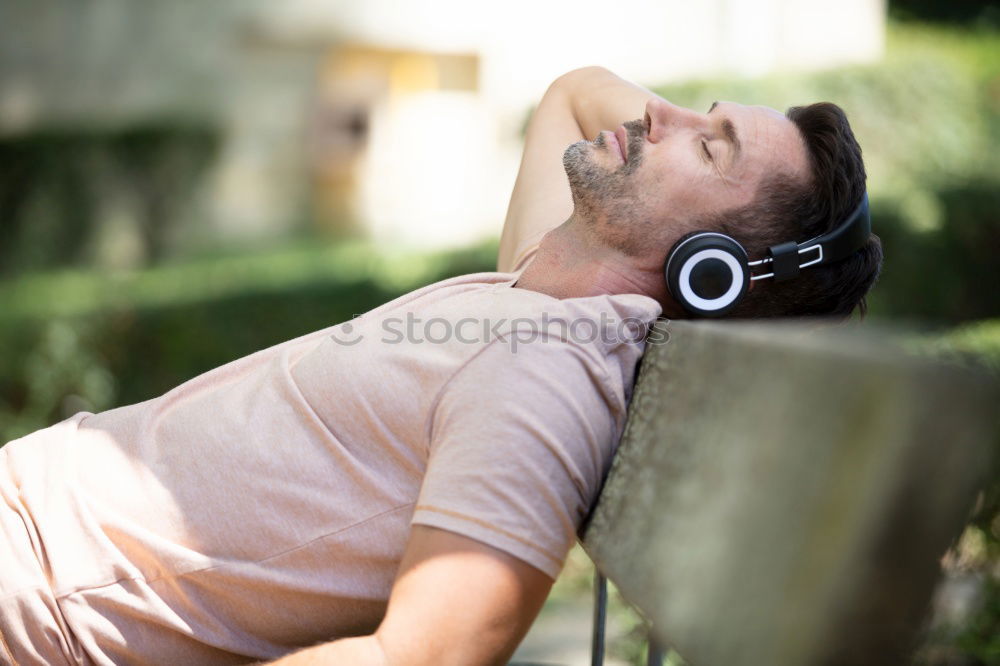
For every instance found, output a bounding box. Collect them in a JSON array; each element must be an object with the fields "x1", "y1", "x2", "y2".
[{"x1": 514, "y1": 223, "x2": 668, "y2": 303}]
